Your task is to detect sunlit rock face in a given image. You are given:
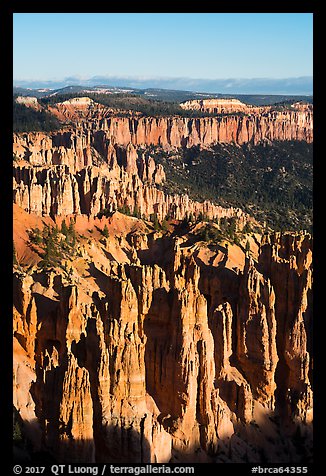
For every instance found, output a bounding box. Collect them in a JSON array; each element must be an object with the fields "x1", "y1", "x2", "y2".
[{"x1": 13, "y1": 230, "x2": 313, "y2": 463}]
